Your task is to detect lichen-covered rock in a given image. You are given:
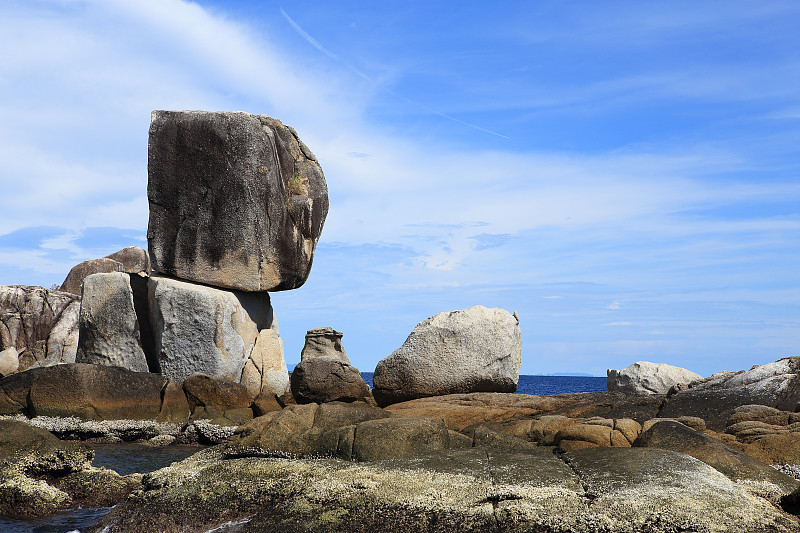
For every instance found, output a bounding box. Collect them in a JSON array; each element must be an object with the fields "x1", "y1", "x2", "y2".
[
  {"x1": 148, "y1": 275, "x2": 273, "y2": 383},
  {"x1": 147, "y1": 110, "x2": 328, "y2": 292},
  {"x1": 75, "y1": 272, "x2": 149, "y2": 373},
  {"x1": 607, "y1": 361, "x2": 702, "y2": 395},
  {"x1": 373, "y1": 306, "x2": 521, "y2": 406},
  {"x1": 0, "y1": 285, "x2": 79, "y2": 371}
]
